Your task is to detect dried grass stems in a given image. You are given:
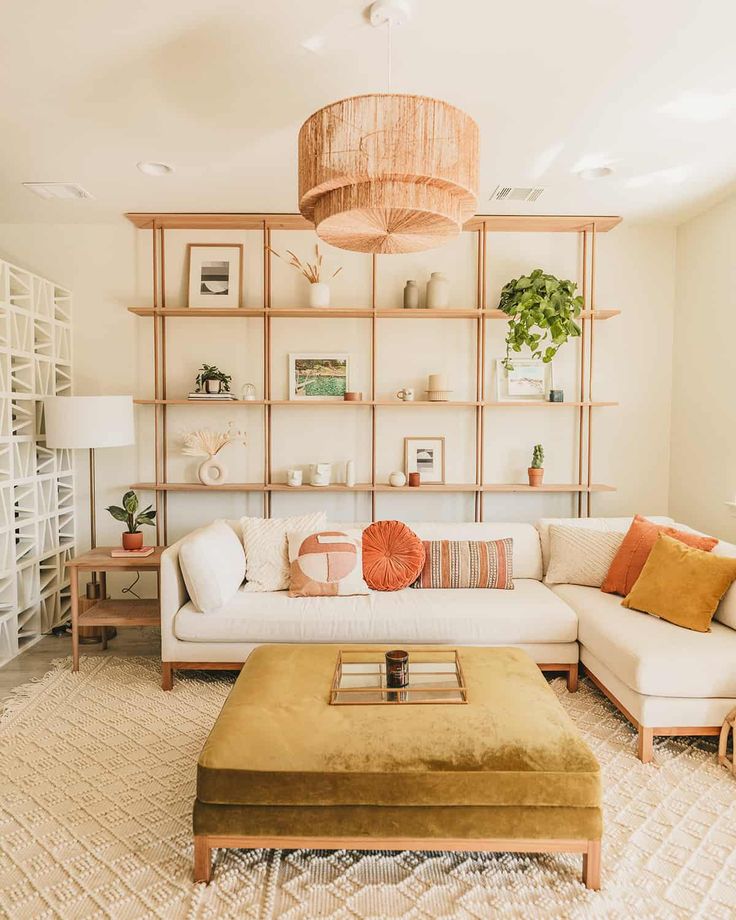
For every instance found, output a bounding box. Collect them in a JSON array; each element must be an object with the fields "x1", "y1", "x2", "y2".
[
  {"x1": 181, "y1": 423, "x2": 247, "y2": 458},
  {"x1": 268, "y1": 244, "x2": 342, "y2": 284}
]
